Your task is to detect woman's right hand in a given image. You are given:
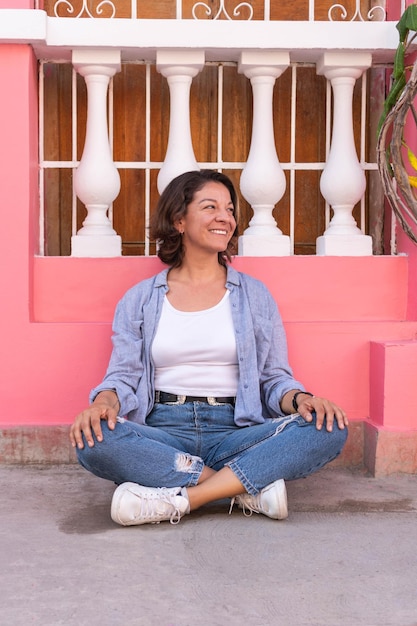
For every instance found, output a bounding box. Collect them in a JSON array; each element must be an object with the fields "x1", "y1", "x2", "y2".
[{"x1": 70, "y1": 391, "x2": 120, "y2": 450}]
